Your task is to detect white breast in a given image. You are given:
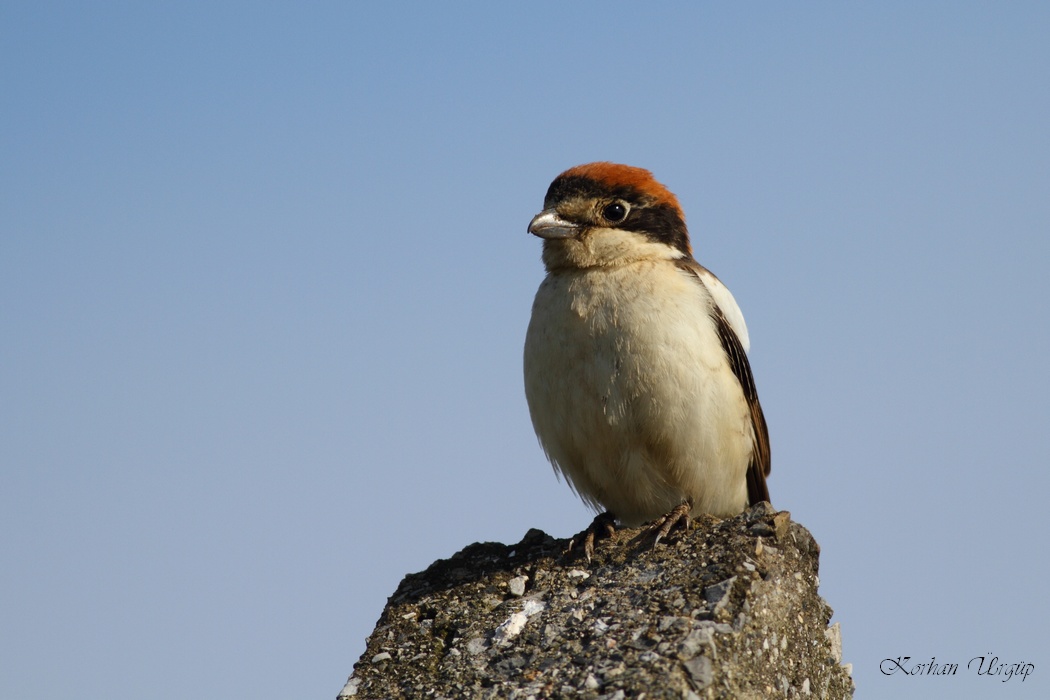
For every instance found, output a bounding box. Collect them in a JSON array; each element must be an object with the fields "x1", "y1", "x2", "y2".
[{"x1": 524, "y1": 260, "x2": 753, "y2": 526}]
